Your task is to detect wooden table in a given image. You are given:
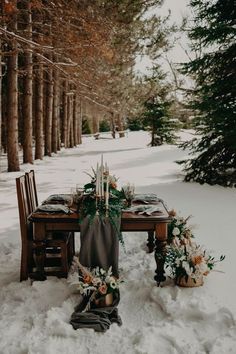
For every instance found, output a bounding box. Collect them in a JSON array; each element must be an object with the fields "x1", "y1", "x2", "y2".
[{"x1": 29, "y1": 199, "x2": 171, "y2": 285}]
